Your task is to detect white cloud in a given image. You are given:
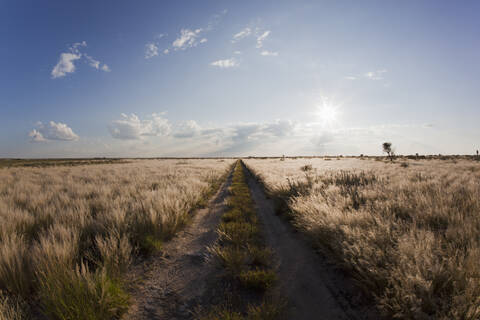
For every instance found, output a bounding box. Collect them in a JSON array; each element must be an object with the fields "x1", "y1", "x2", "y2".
[
  {"x1": 260, "y1": 50, "x2": 278, "y2": 56},
  {"x1": 145, "y1": 42, "x2": 159, "y2": 59},
  {"x1": 234, "y1": 51, "x2": 242, "y2": 55},
  {"x1": 51, "y1": 41, "x2": 110, "y2": 78},
  {"x1": 28, "y1": 129, "x2": 46, "y2": 142},
  {"x1": 174, "y1": 120, "x2": 202, "y2": 138},
  {"x1": 109, "y1": 113, "x2": 171, "y2": 140},
  {"x1": 210, "y1": 58, "x2": 239, "y2": 68},
  {"x1": 29, "y1": 121, "x2": 79, "y2": 142},
  {"x1": 232, "y1": 27, "x2": 252, "y2": 43},
  {"x1": 85, "y1": 54, "x2": 100, "y2": 69},
  {"x1": 51, "y1": 52, "x2": 81, "y2": 78},
  {"x1": 158, "y1": 11, "x2": 225, "y2": 55},
  {"x1": 172, "y1": 28, "x2": 203, "y2": 50},
  {"x1": 256, "y1": 30, "x2": 270, "y2": 48},
  {"x1": 364, "y1": 69, "x2": 387, "y2": 80}
]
